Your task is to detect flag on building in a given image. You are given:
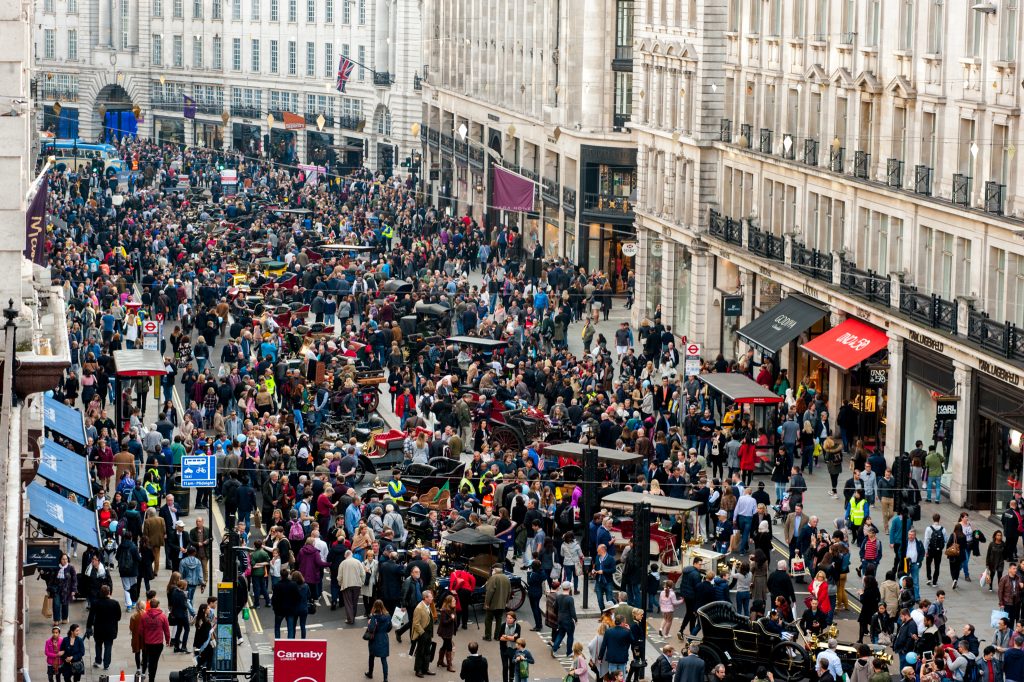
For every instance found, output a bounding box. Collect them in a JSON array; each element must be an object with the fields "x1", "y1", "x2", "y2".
[
  {"x1": 491, "y1": 166, "x2": 535, "y2": 212},
  {"x1": 336, "y1": 55, "x2": 355, "y2": 92},
  {"x1": 183, "y1": 94, "x2": 196, "y2": 120},
  {"x1": 24, "y1": 174, "x2": 48, "y2": 267}
]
